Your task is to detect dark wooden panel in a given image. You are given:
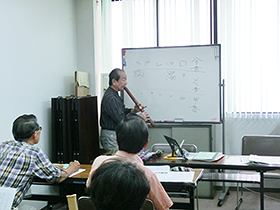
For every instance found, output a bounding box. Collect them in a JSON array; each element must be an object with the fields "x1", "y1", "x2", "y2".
[
  {"x1": 51, "y1": 97, "x2": 69, "y2": 163},
  {"x1": 52, "y1": 96, "x2": 100, "y2": 164}
]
